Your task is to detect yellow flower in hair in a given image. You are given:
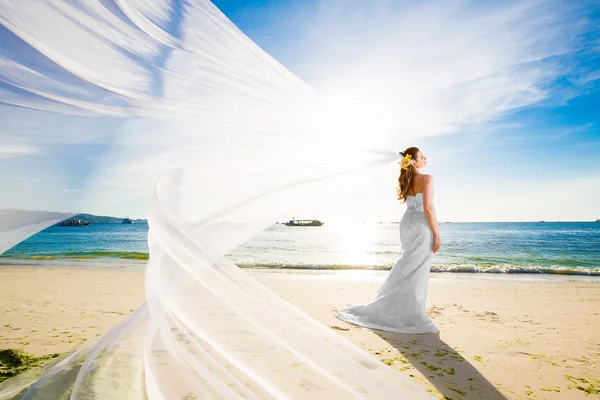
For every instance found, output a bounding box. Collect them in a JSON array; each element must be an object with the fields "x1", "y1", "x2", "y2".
[{"x1": 399, "y1": 154, "x2": 414, "y2": 170}]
